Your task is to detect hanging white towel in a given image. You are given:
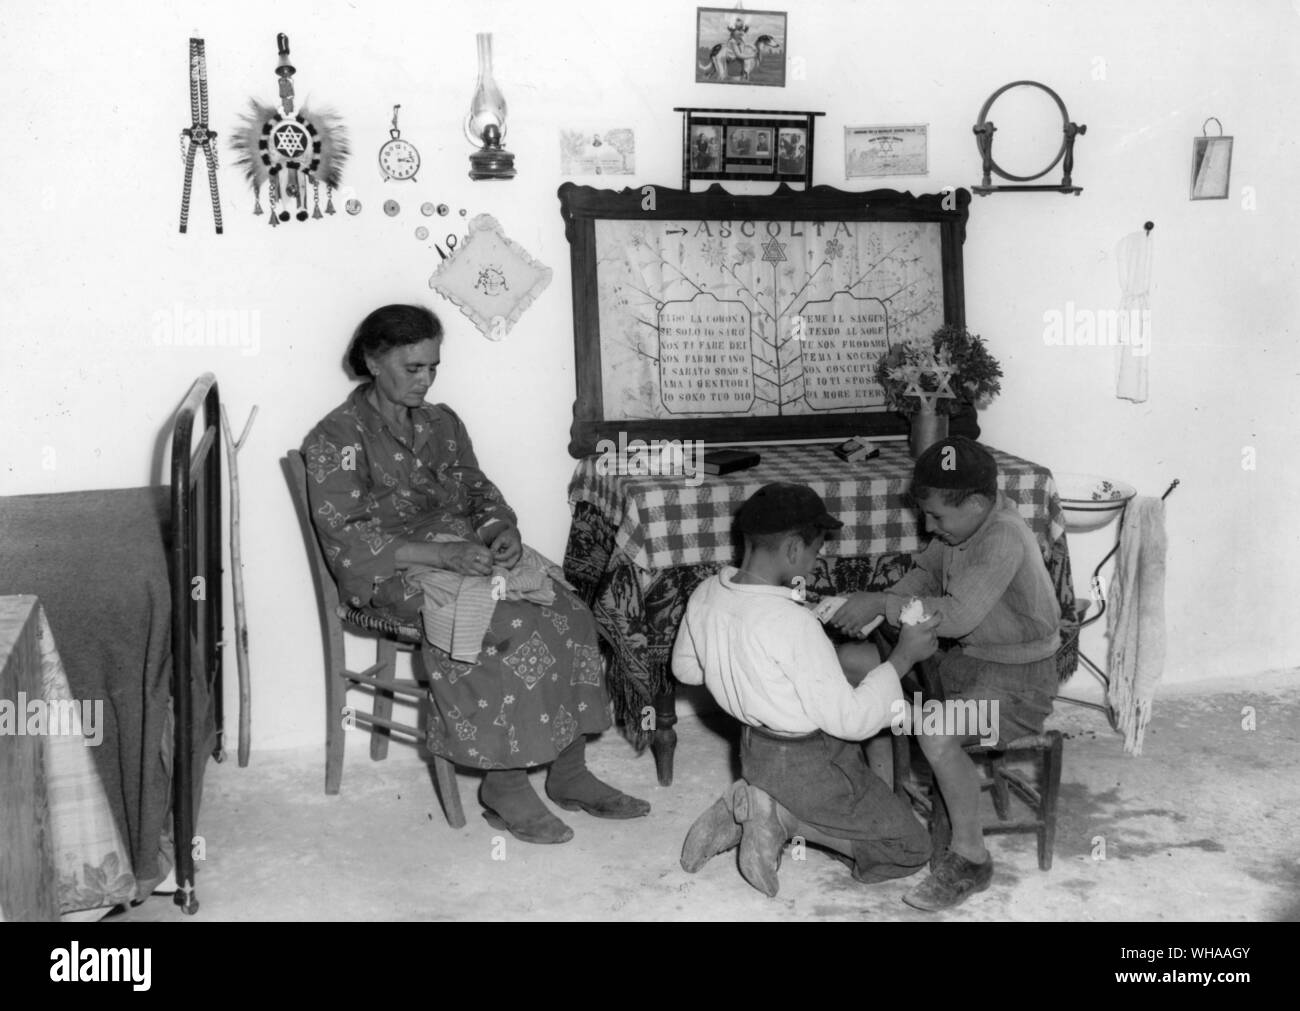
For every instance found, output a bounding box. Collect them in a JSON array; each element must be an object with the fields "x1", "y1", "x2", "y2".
[
  {"x1": 1115, "y1": 229, "x2": 1153, "y2": 402},
  {"x1": 1105, "y1": 496, "x2": 1167, "y2": 754}
]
